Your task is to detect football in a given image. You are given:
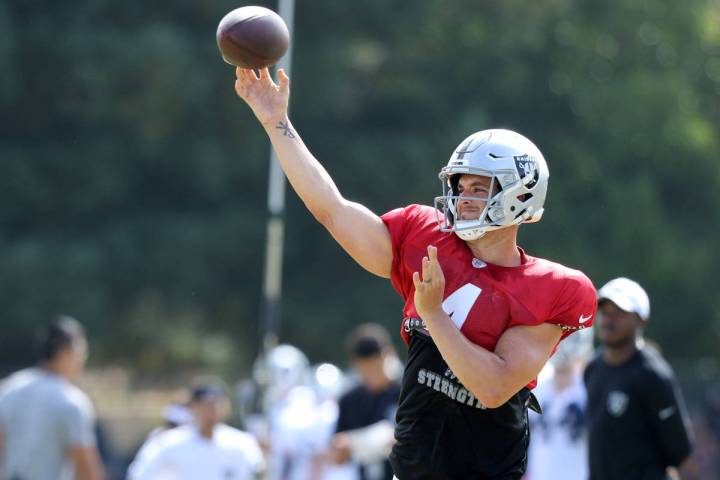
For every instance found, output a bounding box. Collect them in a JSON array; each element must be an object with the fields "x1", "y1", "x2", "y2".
[{"x1": 216, "y1": 6, "x2": 290, "y2": 69}]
